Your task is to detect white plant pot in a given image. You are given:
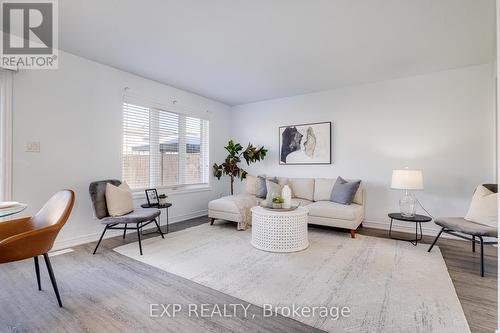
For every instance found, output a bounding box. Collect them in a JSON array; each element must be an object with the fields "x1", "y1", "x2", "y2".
[{"x1": 159, "y1": 197, "x2": 168, "y2": 205}]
